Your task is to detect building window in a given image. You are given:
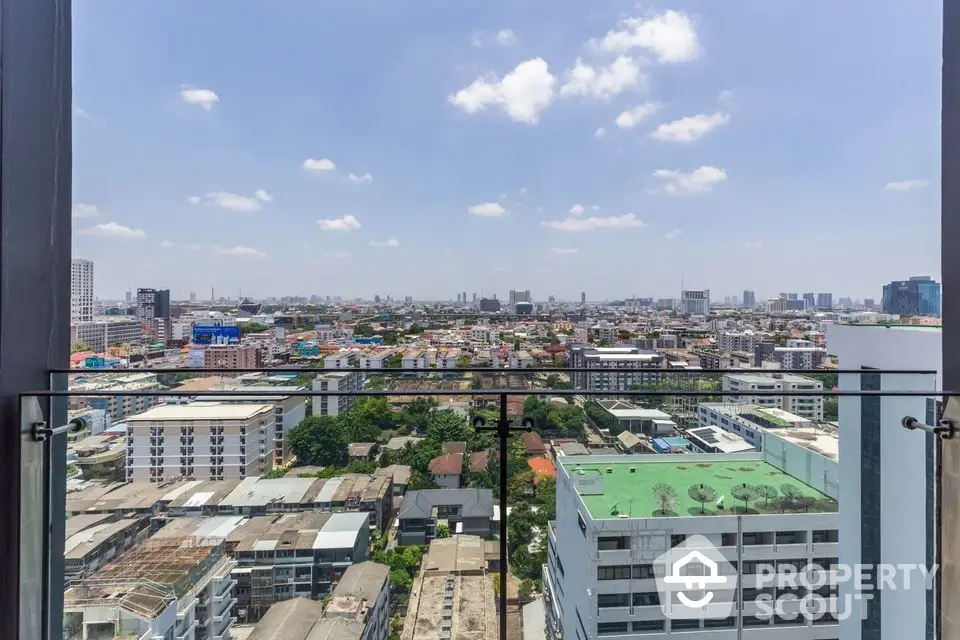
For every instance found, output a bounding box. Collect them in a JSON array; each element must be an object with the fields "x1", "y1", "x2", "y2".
[
  {"x1": 632, "y1": 592, "x2": 660, "y2": 606},
  {"x1": 597, "y1": 565, "x2": 631, "y2": 580},
  {"x1": 597, "y1": 593, "x2": 629, "y2": 608},
  {"x1": 597, "y1": 536, "x2": 630, "y2": 551},
  {"x1": 577, "y1": 512, "x2": 587, "y2": 536},
  {"x1": 705, "y1": 617, "x2": 737, "y2": 628},
  {"x1": 632, "y1": 620, "x2": 665, "y2": 633},
  {"x1": 671, "y1": 619, "x2": 701, "y2": 630},
  {"x1": 632, "y1": 564, "x2": 655, "y2": 579},
  {"x1": 597, "y1": 622, "x2": 628, "y2": 636},
  {"x1": 812, "y1": 529, "x2": 839, "y2": 543}
]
